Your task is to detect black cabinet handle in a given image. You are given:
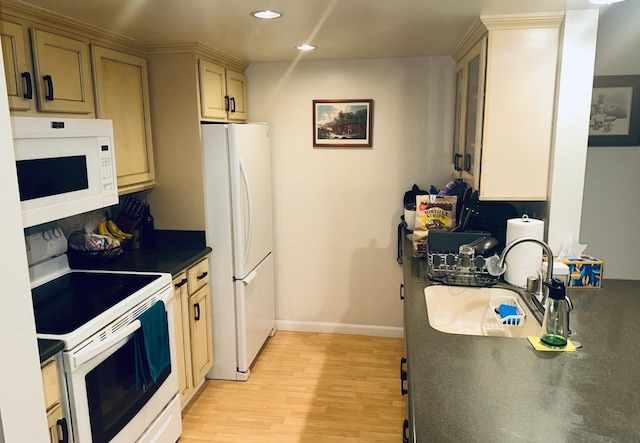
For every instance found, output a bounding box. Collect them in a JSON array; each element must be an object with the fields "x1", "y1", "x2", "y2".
[
  {"x1": 400, "y1": 357, "x2": 408, "y2": 396},
  {"x1": 399, "y1": 283, "x2": 405, "y2": 301},
  {"x1": 194, "y1": 302, "x2": 200, "y2": 321},
  {"x1": 464, "y1": 153, "x2": 471, "y2": 172},
  {"x1": 224, "y1": 95, "x2": 230, "y2": 111},
  {"x1": 454, "y1": 153, "x2": 462, "y2": 171},
  {"x1": 230, "y1": 97, "x2": 236, "y2": 112},
  {"x1": 21, "y1": 72, "x2": 32, "y2": 99},
  {"x1": 57, "y1": 418, "x2": 68, "y2": 443},
  {"x1": 197, "y1": 271, "x2": 208, "y2": 281},
  {"x1": 43, "y1": 75, "x2": 54, "y2": 101},
  {"x1": 402, "y1": 419, "x2": 410, "y2": 443},
  {"x1": 174, "y1": 278, "x2": 187, "y2": 289}
]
